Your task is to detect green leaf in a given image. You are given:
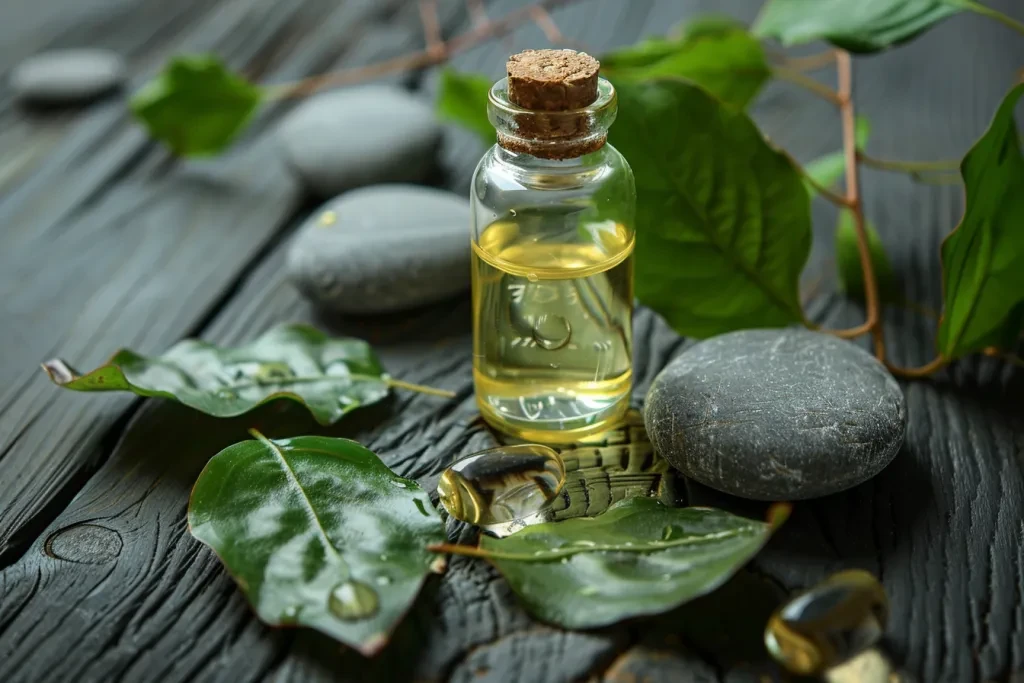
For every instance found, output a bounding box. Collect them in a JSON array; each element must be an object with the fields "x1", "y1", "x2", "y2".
[
  {"x1": 835, "y1": 210, "x2": 897, "y2": 302},
  {"x1": 435, "y1": 68, "x2": 494, "y2": 144},
  {"x1": 472, "y1": 498, "x2": 787, "y2": 629},
  {"x1": 754, "y1": 0, "x2": 962, "y2": 53},
  {"x1": 937, "y1": 83, "x2": 1024, "y2": 359},
  {"x1": 804, "y1": 116, "x2": 871, "y2": 193},
  {"x1": 130, "y1": 54, "x2": 262, "y2": 156},
  {"x1": 602, "y1": 17, "x2": 770, "y2": 109},
  {"x1": 42, "y1": 323, "x2": 391, "y2": 425},
  {"x1": 610, "y1": 79, "x2": 812, "y2": 338},
  {"x1": 189, "y1": 432, "x2": 445, "y2": 655}
]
